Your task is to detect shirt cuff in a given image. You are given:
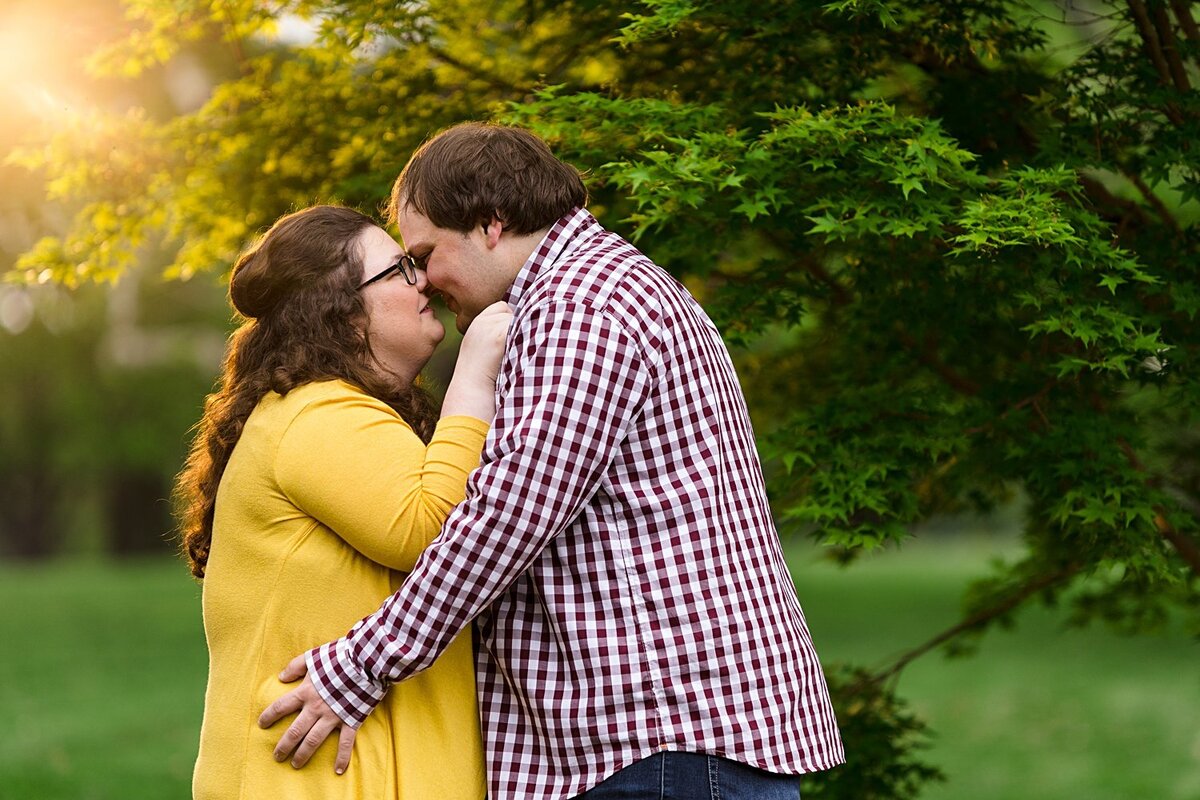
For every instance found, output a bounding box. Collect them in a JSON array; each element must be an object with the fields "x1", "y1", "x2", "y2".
[{"x1": 305, "y1": 639, "x2": 388, "y2": 729}]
